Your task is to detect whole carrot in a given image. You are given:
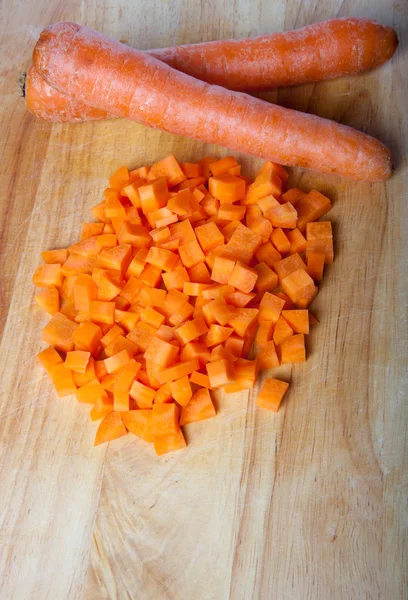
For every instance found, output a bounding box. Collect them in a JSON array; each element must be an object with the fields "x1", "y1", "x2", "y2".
[
  {"x1": 34, "y1": 22, "x2": 392, "y2": 181},
  {"x1": 25, "y1": 18, "x2": 398, "y2": 123}
]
